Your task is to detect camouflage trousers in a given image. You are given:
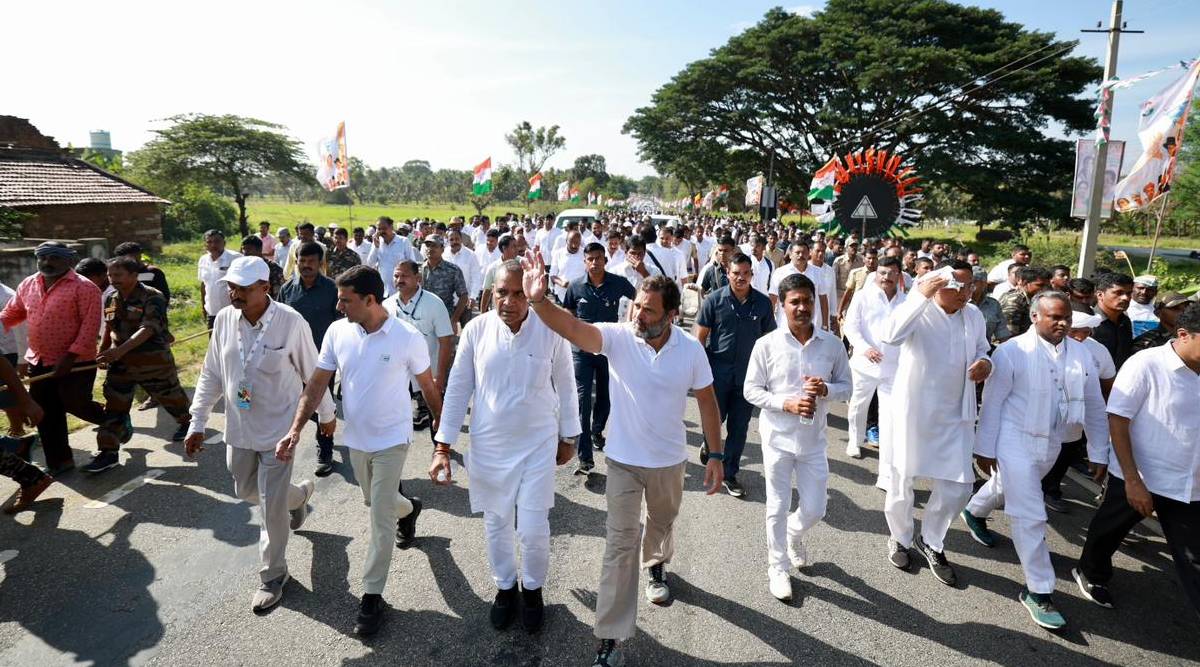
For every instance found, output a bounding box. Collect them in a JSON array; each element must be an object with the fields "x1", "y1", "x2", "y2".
[
  {"x1": 97, "y1": 351, "x2": 191, "y2": 451},
  {"x1": 0, "y1": 449, "x2": 48, "y2": 486}
]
